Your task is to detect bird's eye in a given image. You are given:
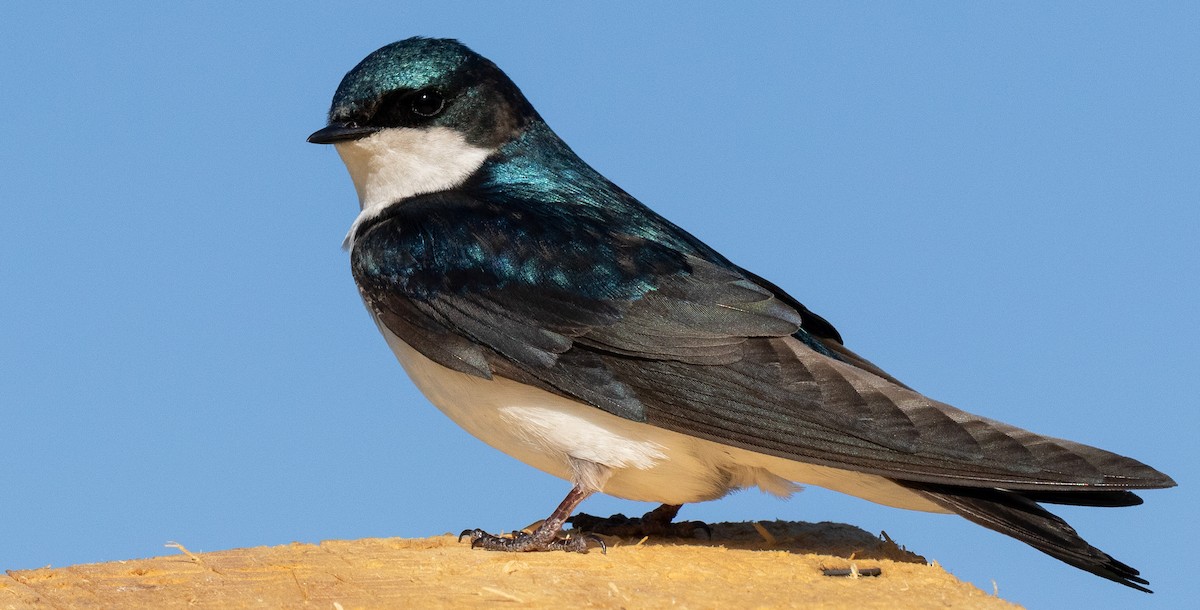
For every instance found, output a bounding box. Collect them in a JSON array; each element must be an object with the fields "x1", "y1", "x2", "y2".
[{"x1": 410, "y1": 90, "x2": 445, "y2": 117}]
